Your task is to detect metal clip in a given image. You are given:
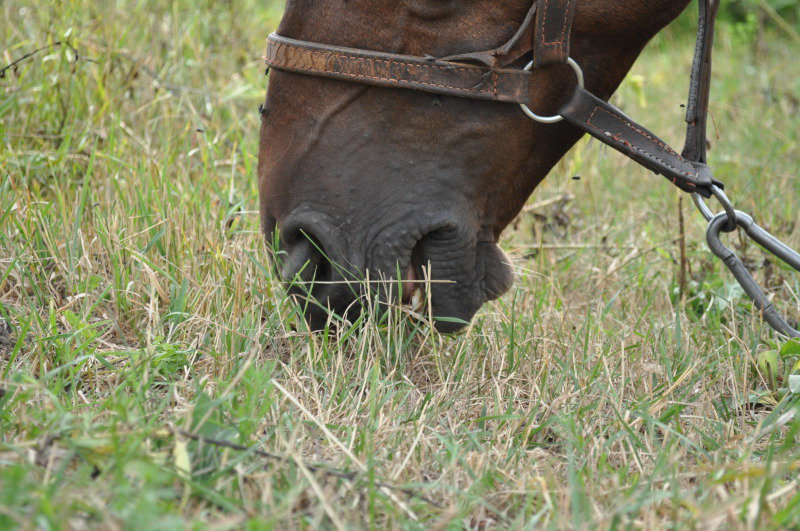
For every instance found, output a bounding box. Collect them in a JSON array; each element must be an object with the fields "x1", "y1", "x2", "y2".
[{"x1": 705, "y1": 210, "x2": 800, "y2": 338}]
